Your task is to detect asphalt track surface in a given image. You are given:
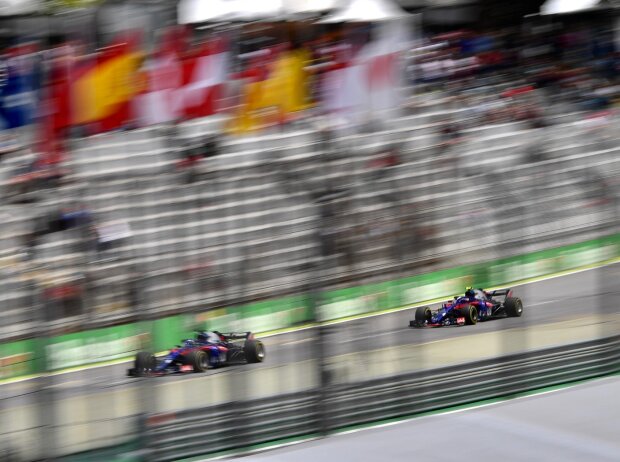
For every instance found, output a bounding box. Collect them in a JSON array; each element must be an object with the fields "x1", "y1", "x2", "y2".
[
  {"x1": 1, "y1": 262, "x2": 618, "y2": 407},
  {"x1": 219, "y1": 375, "x2": 620, "y2": 462}
]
